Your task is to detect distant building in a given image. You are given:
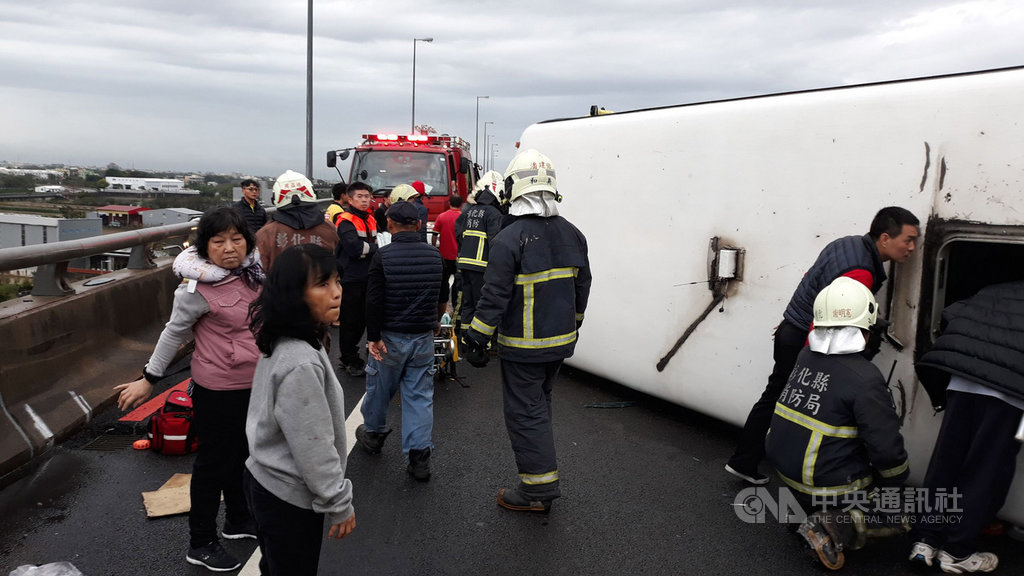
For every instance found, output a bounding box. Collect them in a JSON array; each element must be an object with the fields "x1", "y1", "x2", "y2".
[
  {"x1": 142, "y1": 208, "x2": 203, "y2": 227},
  {"x1": 0, "y1": 213, "x2": 103, "y2": 276},
  {"x1": 104, "y1": 177, "x2": 197, "y2": 195},
  {"x1": 34, "y1": 185, "x2": 66, "y2": 194},
  {"x1": 94, "y1": 205, "x2": 151, "y2": 227}
]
